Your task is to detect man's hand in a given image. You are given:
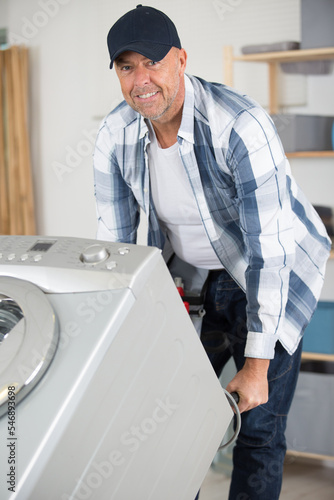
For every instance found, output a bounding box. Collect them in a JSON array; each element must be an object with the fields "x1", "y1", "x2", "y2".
[{"x1": 226, "y1": 358, "x2": 270, "y2": 413}]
